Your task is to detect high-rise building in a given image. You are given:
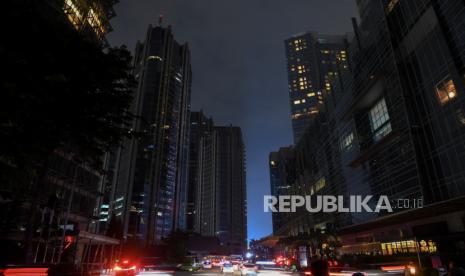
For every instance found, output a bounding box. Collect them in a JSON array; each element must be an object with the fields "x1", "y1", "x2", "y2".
[
  {"x1": 186, "y1": 111, "x2": 214, "y2": 232},
  {"x1": 285, "y1": 32, "x2": 349, "y2": 143},
  {"x1": 195, "y1": 125, "x2": 247, "y2": 254},
  {"x1": 269, "y1": 147, "x2": 294, "y2": 234},
  {"x1": 111, "y1": 24, "x2": 191, "y2": 245},
  {"x1": 273, "y1": 0, "x2": 465, "y2": 256}
]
